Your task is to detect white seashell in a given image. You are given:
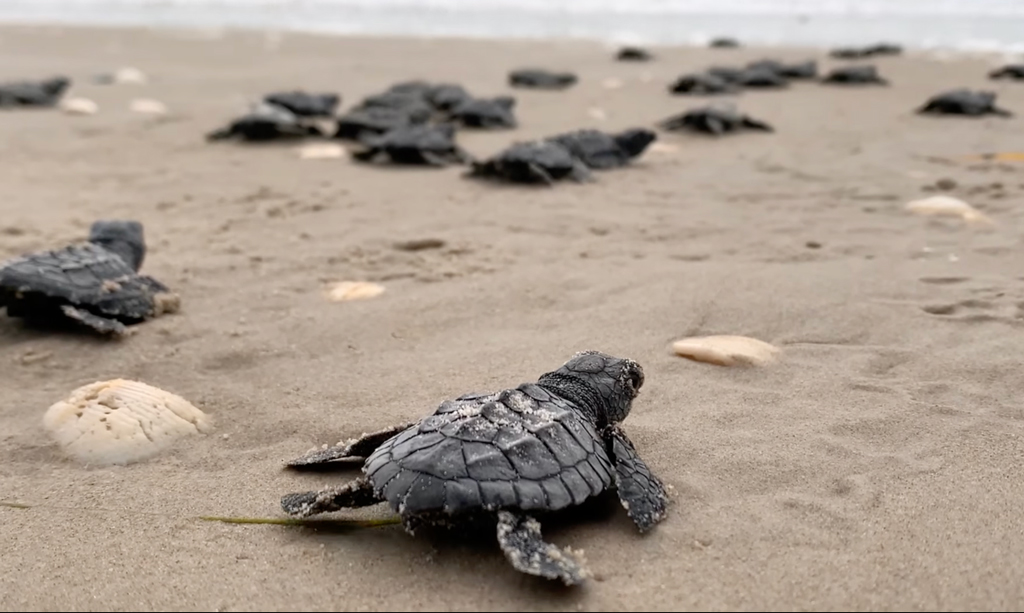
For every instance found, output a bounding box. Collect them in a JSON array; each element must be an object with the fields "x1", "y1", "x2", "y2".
[
  {"x1": 298, "y1": 143, "x2": 346, "y2": 160},
  {"x1": 587, "y1": 107, "x2": 608, "y2": 121},
  {"x1": 671, "y1": 335, "x2": 781, "y2": 367},
  {"x1": 60, "y1": 97, "x2": 98, "y2": 115},
  {"x1": 905, "y1": 195, "x2": 992, "y2": 225},
  {"x1": 43, "y1": 379, "x2": 214, "y2": 466},
  {"x1": 602, "y1": 78, "x2": 624, "y2": 89},
  {"x1": 114, "y1": 67, "x2": 147, "y2": 84},
  {"x1": 324, "y1": 281, "x2": 386, "y2": 302},
  {"x1": 129, "y1": 98, "x2": 168, "y2": 115}
]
